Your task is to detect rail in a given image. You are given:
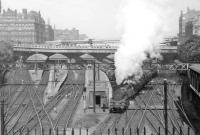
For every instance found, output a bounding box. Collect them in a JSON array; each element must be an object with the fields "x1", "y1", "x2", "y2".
[{"x1": 27, "y1": 80, "x2": 43, "y2": 135}]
